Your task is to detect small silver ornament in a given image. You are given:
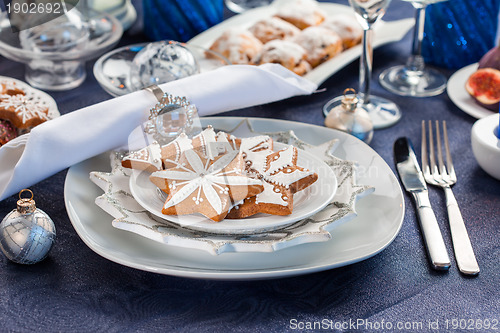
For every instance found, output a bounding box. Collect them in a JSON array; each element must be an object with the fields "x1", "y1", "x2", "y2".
[
  {"x1": 324, "y1": 88, "x2": 374, "y2": 144},
  {"x1": 0, "y1": 189, "x2": 56, "y2": 264}
]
